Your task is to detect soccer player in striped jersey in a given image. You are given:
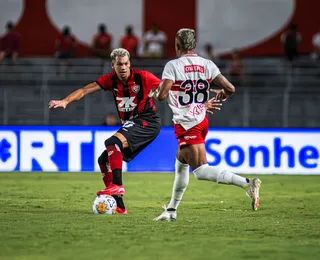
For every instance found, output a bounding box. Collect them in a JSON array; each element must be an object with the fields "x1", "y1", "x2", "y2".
[
  {"x1": 151, "y1": 29, "x2": 262, "y2": 221},
  {"x1": 49, "y1": 48, "x2": 162, "y2": 214}
]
